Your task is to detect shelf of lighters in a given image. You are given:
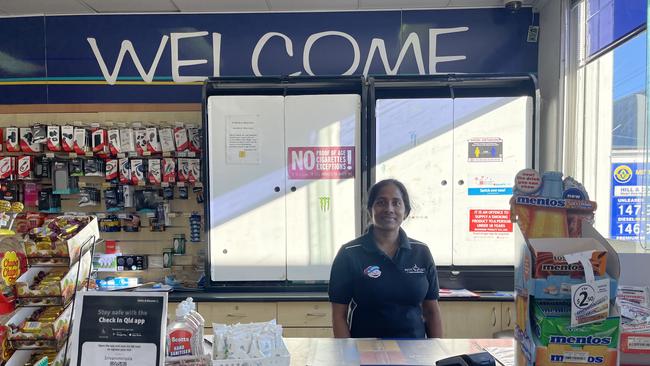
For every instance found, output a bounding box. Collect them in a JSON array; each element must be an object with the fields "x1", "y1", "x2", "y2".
[{"x1": 3, "y1": 235, "x2": 98, "y2": 366}]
